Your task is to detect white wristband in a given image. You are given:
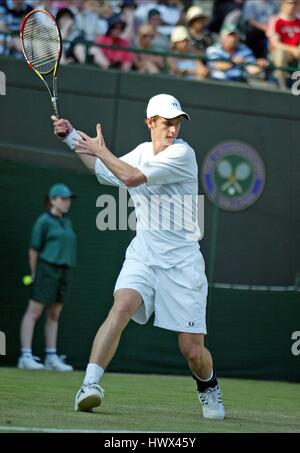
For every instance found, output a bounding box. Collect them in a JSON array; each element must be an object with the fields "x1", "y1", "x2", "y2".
[{"x1": 63, "y1": 129, "x2": 81, "y2": 150}]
